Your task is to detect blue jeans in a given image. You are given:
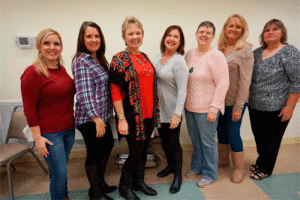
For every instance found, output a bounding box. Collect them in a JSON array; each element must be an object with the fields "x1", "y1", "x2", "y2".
[
  {"x1": 217, "y1": 104, "x2": 247, "y2": 152},
  {"x1": 185, "y1": 110, "x2": 219, "y2": 182},
  {"x1": 43, "y1": 128, "x2": 75, "y2": 200}
]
